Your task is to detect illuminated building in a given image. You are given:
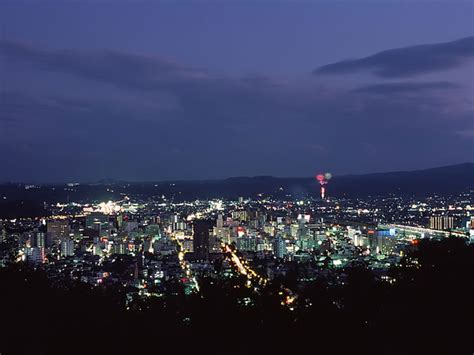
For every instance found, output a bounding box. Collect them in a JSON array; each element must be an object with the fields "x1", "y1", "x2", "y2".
[
  {"x1": 232, "y1": 210, "x2": 248, "y2": 222},
  {"x1": 273, "y1": 235, "x2": 286, "y2": 258},
  {"x1": 213, "y1": 225, "x2": 231, "y2": 243},
  {"x1": 29, "y1": 232, "x2": 45, "y2": 248},
  {"x1": 237, "y1": 235, "x2": 256, "y2": 251},
  {"x1": 216, "y1": 214, "x2": 224, "y2": 228},
  {"x1": 369, "y1": 229, "x2": 397, "y2": 255},
  {"x1": 429, "y1": 216, "x2": 454, "y2": 230},
  {"x1": 112, "y1": 241, "x2": 127, "y2": 255},
  {"x1": 213, "y1": 214, "x2": 230, "y2": 243},
  {"x1": 123, "y1": 220, "x2": 138, "y2": 233},
  {"x1": 209, "y1": 235, "x2": 221, "y2": 253},
  {"x1": 182, "y1": 238, "x2": 194, "y2": 253},
  {"x1": 171, "y1": 214, "x2": 186, "y2": 231},
  {"x1": 0, "y1": 225, "x2": 5, "y2": 243},
  {"x1": 469, "y1": 217, "x2": 474, "y2": 244},
  {"x1": 60, "y1": 238, "x2": 75, "y2": 257},
  {"x1": 27, "y1": 247, "x2": 45, "y2": 264},
  {"x1": 85, "y1": 213, "x2": 109, "y2": 233},
  {"x1": 47, "y1": 220, "x2": 70, "y2": 242},
  {"x1": 115, "y1": 214, "x2": 123, "y2": 228},
  {"x1": 145, "y1": 224, "x2": 161, "y2": 239}
]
